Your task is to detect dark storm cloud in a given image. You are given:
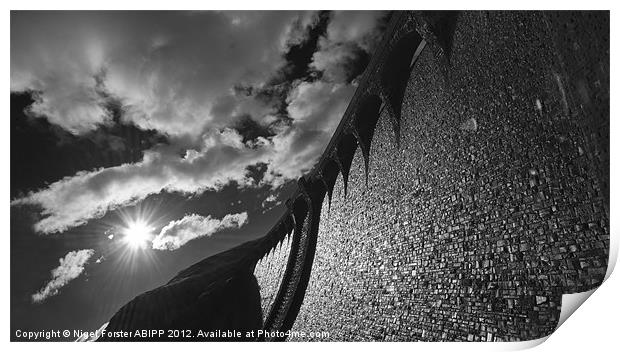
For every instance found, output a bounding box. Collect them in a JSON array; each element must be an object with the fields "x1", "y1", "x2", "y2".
[{"x1": 11, "y1": 11, "x2": 387, "y2": 234}]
